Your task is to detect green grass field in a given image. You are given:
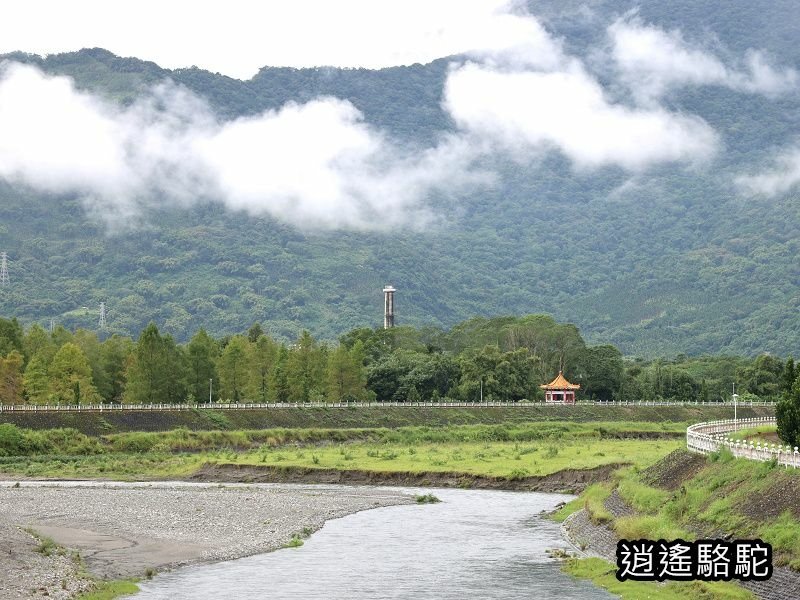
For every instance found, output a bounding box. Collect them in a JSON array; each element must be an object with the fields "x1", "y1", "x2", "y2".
[
  {"x1": 0, "y1": 421, "x2": 683, "y2": 481},
  {"x1": 0, "y1": 438, "x2": 683, "y2": 481},
  {"x1": 729, "y1": 424, "x2": 780, "y2": 444},
  {"x1": 230, "y1": 438, "x2": 681, "y2": 478}
]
